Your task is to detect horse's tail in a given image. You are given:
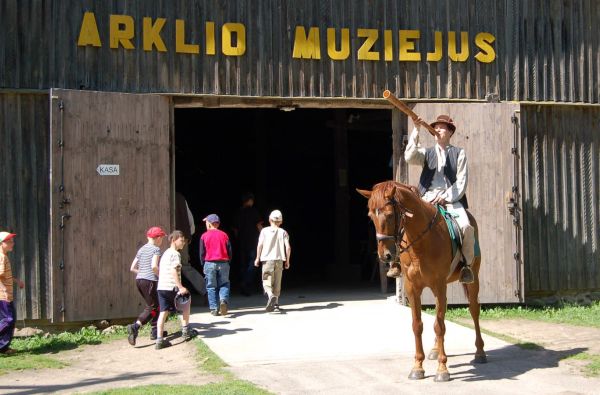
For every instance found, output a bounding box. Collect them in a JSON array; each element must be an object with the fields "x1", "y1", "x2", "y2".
[{"x1": 462, "y1": 283, "x2": 469, "y2": 300}]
